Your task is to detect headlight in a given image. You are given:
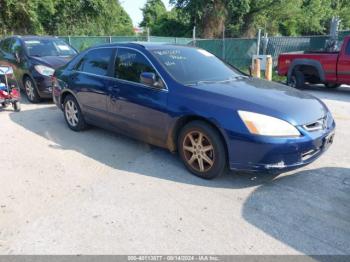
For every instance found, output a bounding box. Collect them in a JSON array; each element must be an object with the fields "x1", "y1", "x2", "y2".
[
  {"x1": 238, "y1": 110, "x2": 300, "y2": 137},
  {"x1": 34, "y1": 65, "x2": 55, "y2": 76}
]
